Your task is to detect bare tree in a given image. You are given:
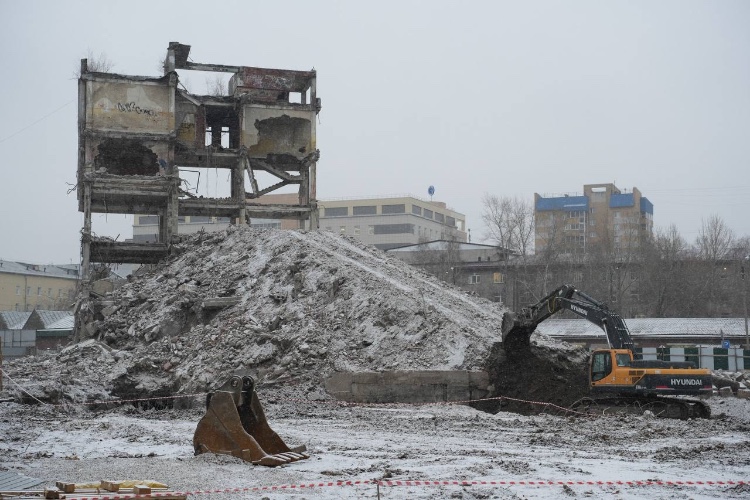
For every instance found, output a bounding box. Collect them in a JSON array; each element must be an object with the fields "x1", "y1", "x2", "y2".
[
  {"x1": 639, "y1": 225, "x2": 692, "y2": 317},
  {"x1": 696, "y1": 215, "x2": 735, "y2": 261},
  {"x1": 206, "y1": 75, "x2": 227, "y2": 96},
  {"x1": 694, "y1": 215, "x2": 736, "y2": 316},
  {"x1": 76, "y1": 50, "x2": 114, "y2": 77},
  {"x1": 481, "y1": 194, "x2": 534, "y2": 257},
  {"x1": 410, "y1": 240, "x2": 462, "y2": 285}
]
